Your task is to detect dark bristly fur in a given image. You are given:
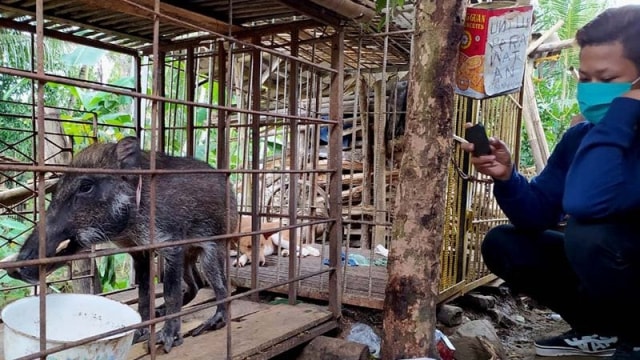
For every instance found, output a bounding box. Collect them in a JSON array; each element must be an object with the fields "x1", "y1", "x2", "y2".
[{"x1": 9, "y1": 136, "x2": 238, "y2": 353}]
